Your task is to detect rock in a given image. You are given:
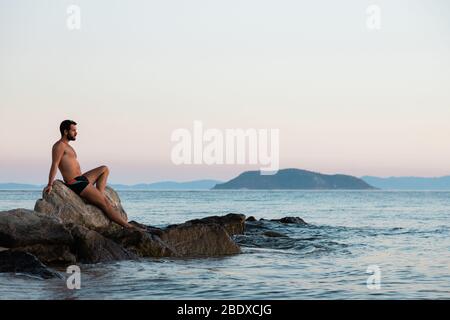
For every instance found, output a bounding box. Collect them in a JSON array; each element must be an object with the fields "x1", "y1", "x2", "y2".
[
  {"x1": 12, "y1": 244, "x2": 76, "y2": 265},
  {"x1": 0, "y1": 251, "x2": 61, "y2": 279},
  {"x1": 246, "y1": 216, "x2": 257, "y2": 222},
  {"x1": 162, "y1": 223, "x2": 240, "y2": 256},
  {"x1": 181, "y1": 213, "x2": 246, "y2": 236},
  {"x1": 68, "y1": 224, "x2": 138, "y2": 263},
  {"x1": 104, "y1": 227, "x2": 175, "y2": 258},
  {"x1": 107, "y1": 216, "x2": 243, "y2": 257},
  {"x1": 269, "y1": 217, "x2": 307, "y2": 224},
  {"x1": 263, "y1": 231, "x2": 288, "y2": 238},
  {"x1": 128, "y1": 221, "x2": 164, "y2": 237},
  {"x1": 0, "y1": 209, "x2": 73, "y2": 247},
  {"x1": 34, "y1": 180, "x2": 127, "y2": 232}
]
